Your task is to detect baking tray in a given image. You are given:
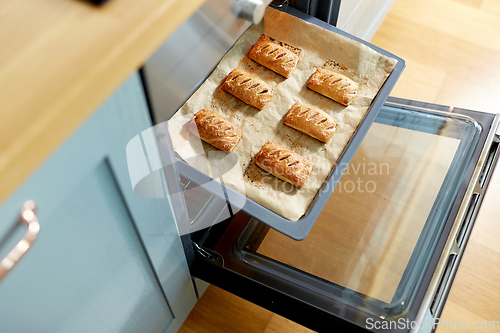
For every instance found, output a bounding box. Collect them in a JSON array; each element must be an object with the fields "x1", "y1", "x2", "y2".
[{"x1": 172, "y1": 6, "x2": 405, "y2": 240}]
